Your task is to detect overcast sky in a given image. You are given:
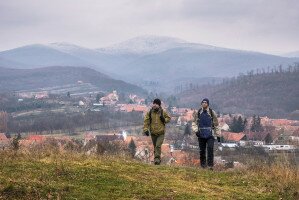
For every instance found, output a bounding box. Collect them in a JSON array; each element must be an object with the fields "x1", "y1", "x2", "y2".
[{"x1": 0, "y1": 0, "x2": 298, "y2": 54}]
